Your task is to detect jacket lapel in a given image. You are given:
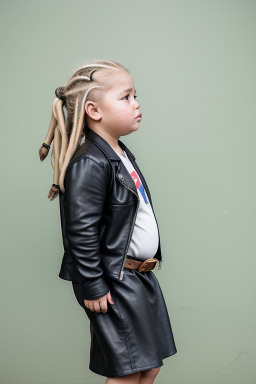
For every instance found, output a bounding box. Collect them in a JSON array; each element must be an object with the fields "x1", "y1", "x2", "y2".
[{"x1": 85, "y1": 127, "x2": 138, "y2": 196}]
